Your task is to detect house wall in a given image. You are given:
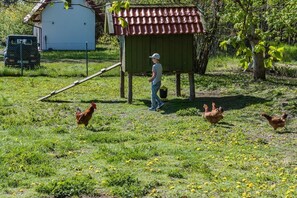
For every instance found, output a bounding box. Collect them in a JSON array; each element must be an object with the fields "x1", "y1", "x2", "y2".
[
  {"x1": 41, "y1": 0, "x2": 95, "y2": 50},
  {"x1": 123, "y1": 34, "x2": 193, "y2": 74}
]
